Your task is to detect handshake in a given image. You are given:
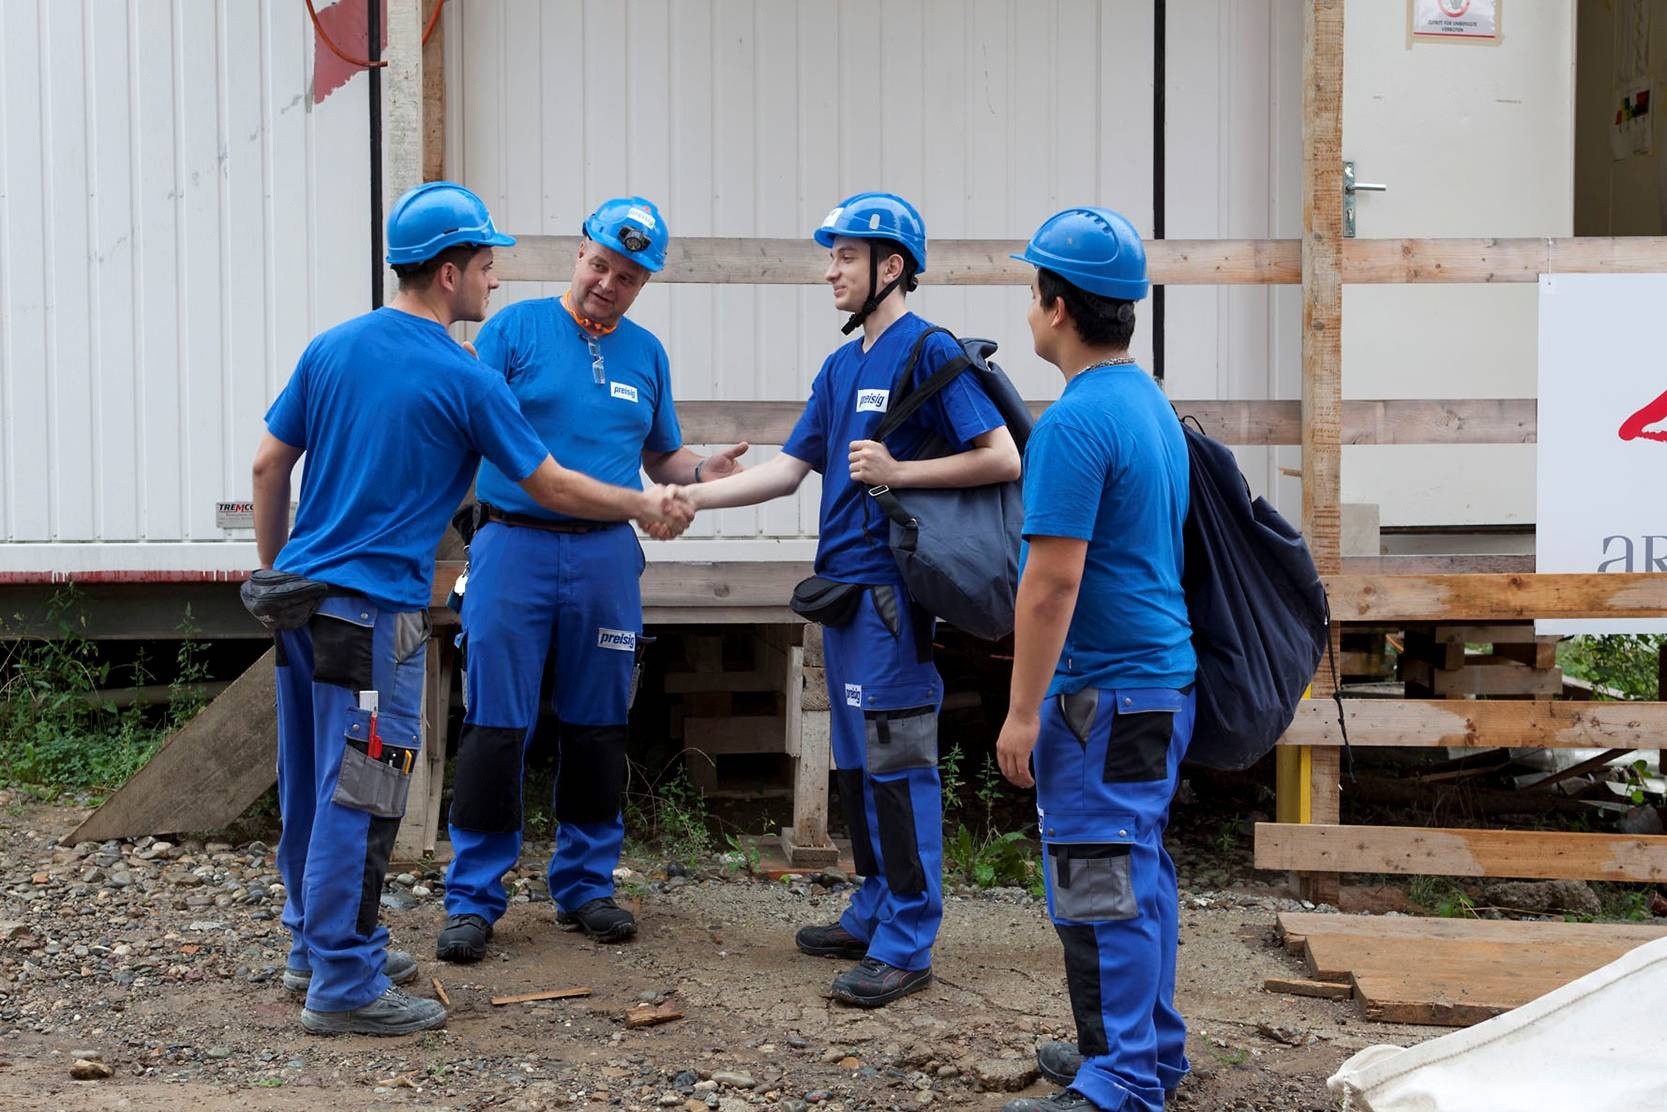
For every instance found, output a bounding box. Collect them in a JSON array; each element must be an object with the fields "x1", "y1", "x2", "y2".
[{"x1": 636, "y1": 484, "x2": 698, "y2": 540}]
